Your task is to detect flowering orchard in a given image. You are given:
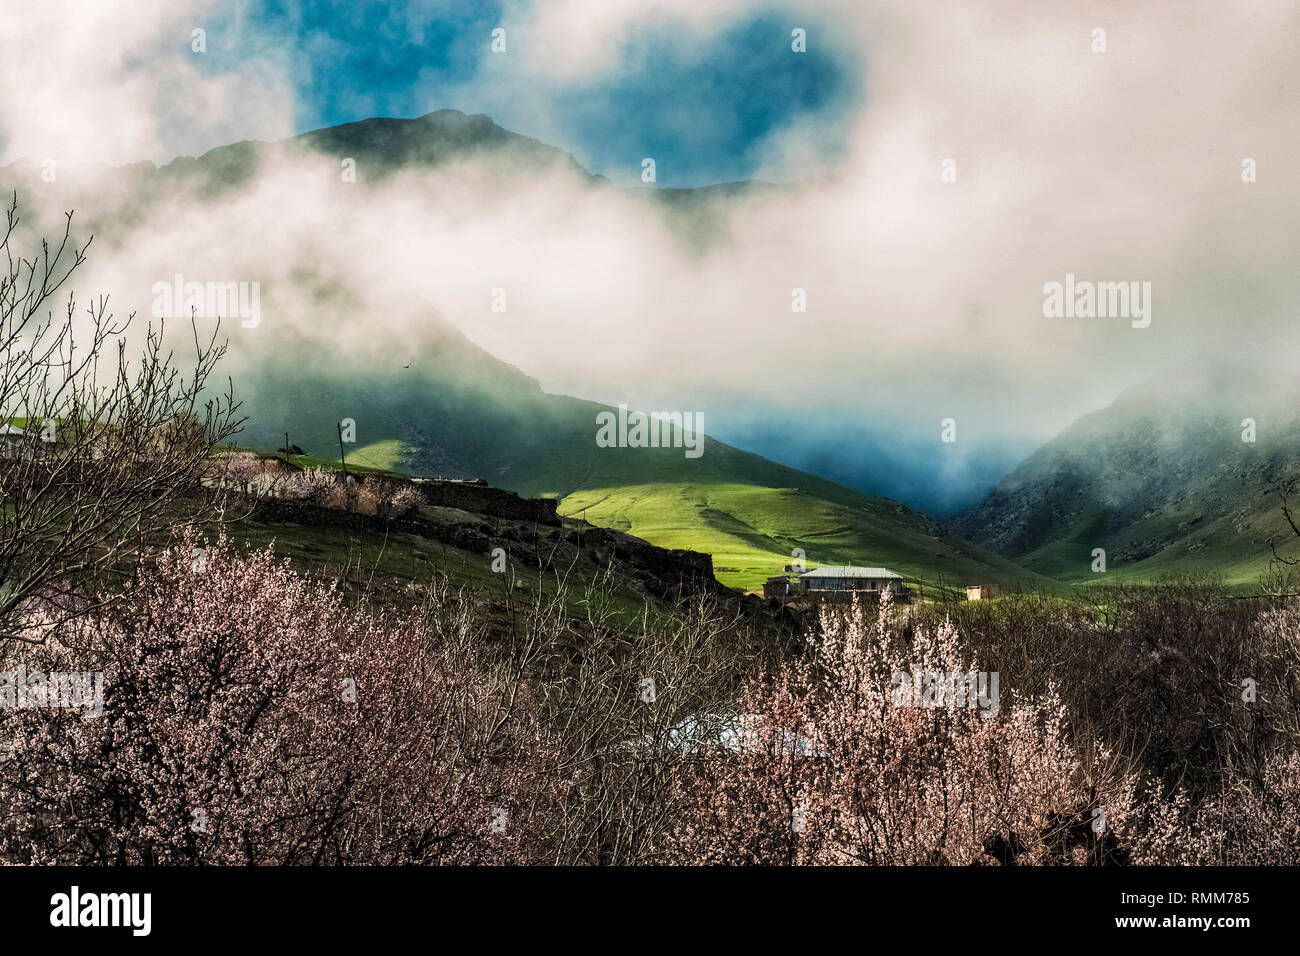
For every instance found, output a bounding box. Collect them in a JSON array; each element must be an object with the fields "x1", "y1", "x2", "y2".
[
  {"x1": 2, "y1": 537, "x2": 1298, "y2": 865},
  {"x1": 0, "y1": 534, "x2": 547, "y2": 865},
  {"x1": 667, "y1": 590, "x2": 1137, "y2": 865}
]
